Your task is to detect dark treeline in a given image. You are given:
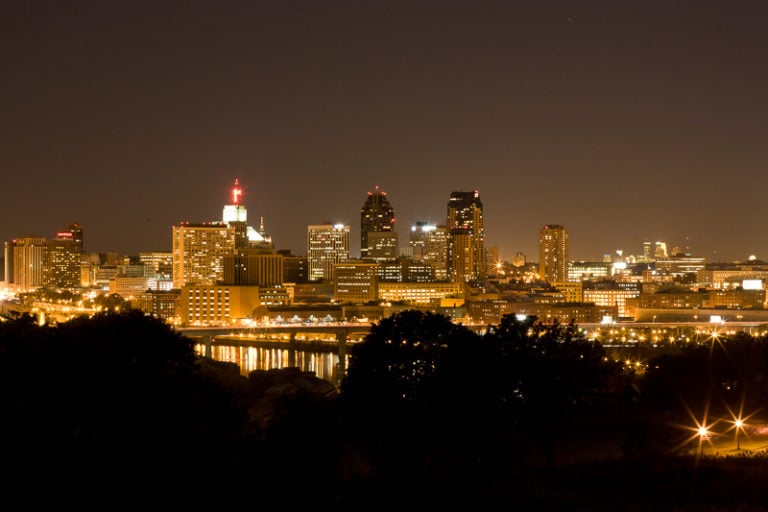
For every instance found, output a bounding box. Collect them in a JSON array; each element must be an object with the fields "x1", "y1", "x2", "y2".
[{"x1": 2, "y1": 310, "x2": 768, "y2": 510}]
